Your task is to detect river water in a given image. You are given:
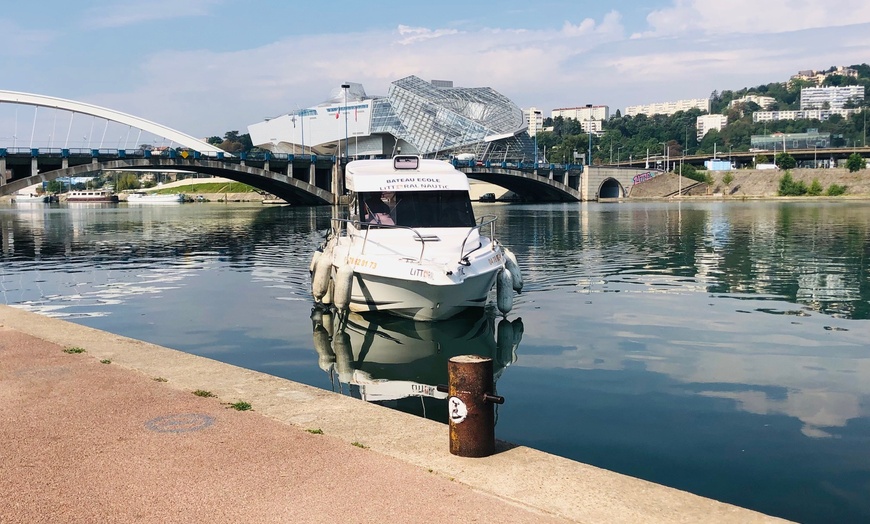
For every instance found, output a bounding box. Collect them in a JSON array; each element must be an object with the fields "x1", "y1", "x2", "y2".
[{"x1": 2, "y1": 199, "x2": 869, "y2": 523}]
